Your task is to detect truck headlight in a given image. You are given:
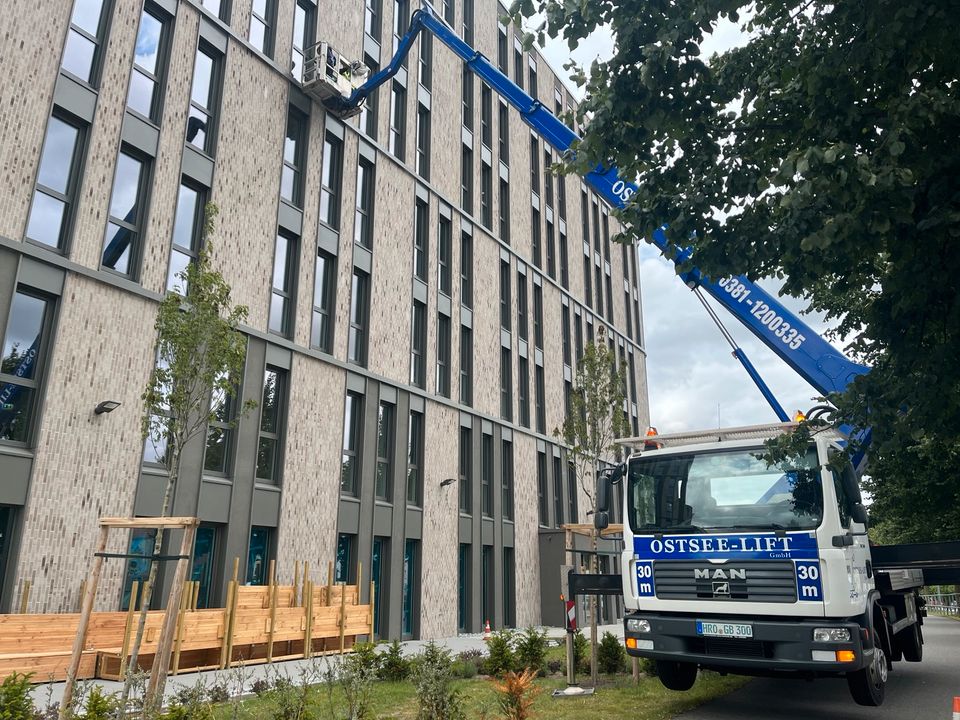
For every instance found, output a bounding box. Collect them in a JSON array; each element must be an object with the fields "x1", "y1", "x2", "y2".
[
  {"x1": 813, "y1": 627, "x2": 851, "y2": 643},
  {"x1": 627, "y1": 618, "x2": 651, "y2": 633}
]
